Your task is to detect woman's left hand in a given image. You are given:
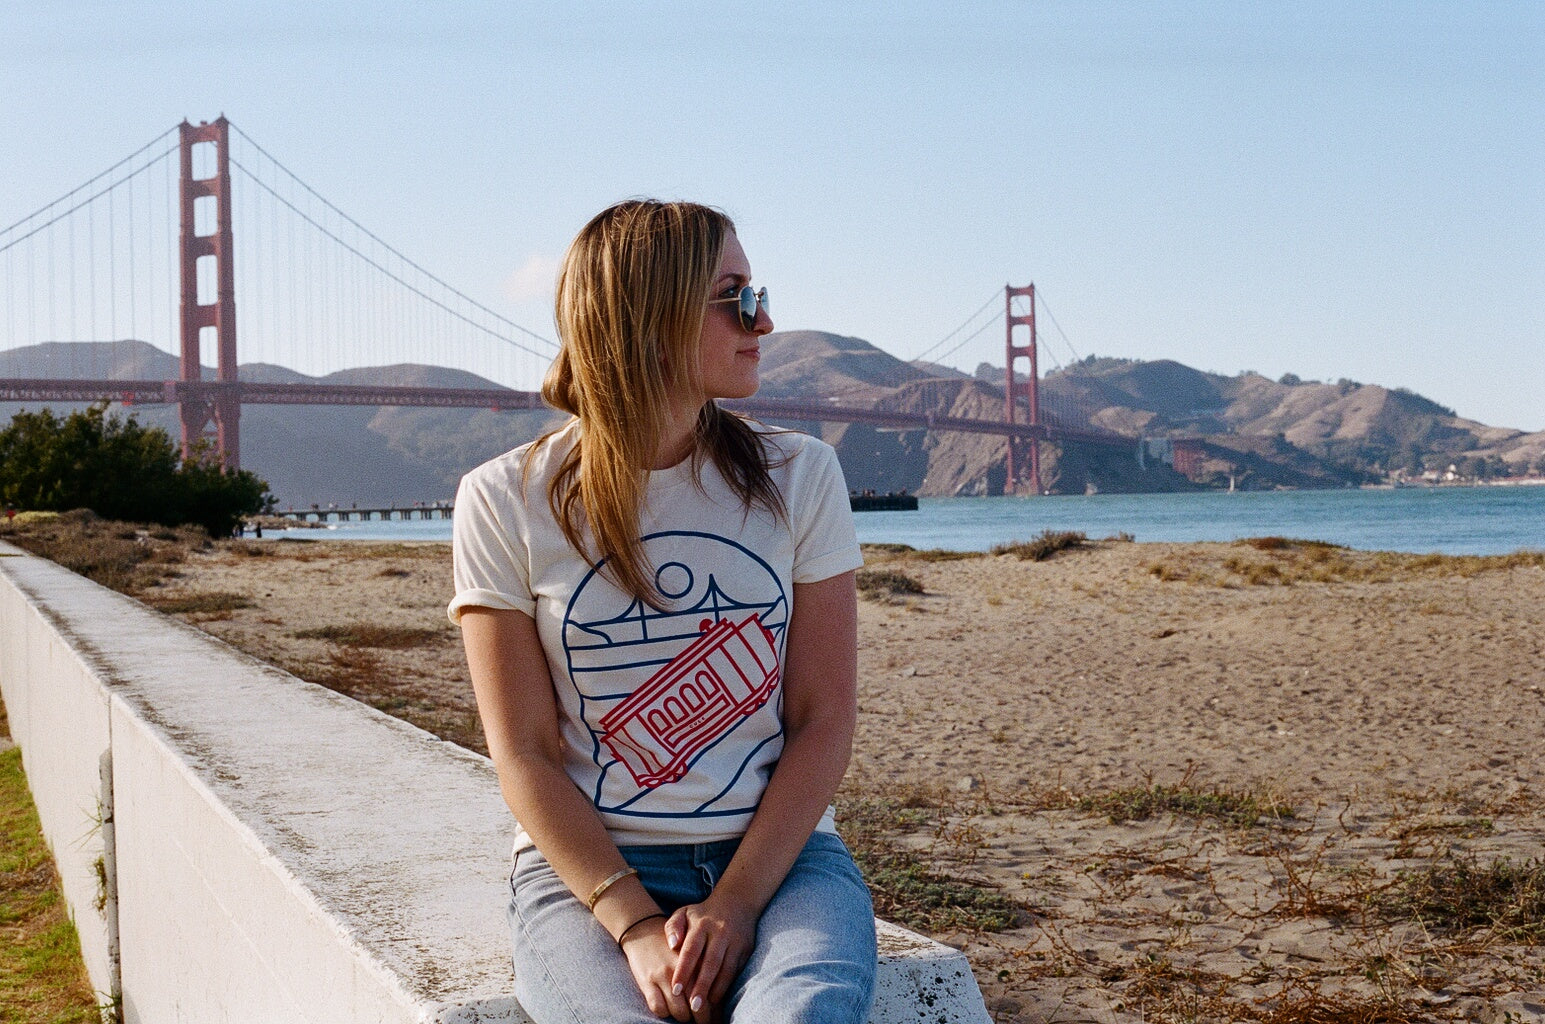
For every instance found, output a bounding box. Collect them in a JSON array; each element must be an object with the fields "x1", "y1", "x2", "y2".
[{"x1": 665, "y1": 893, "x2": 758, "y2": 1023}]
